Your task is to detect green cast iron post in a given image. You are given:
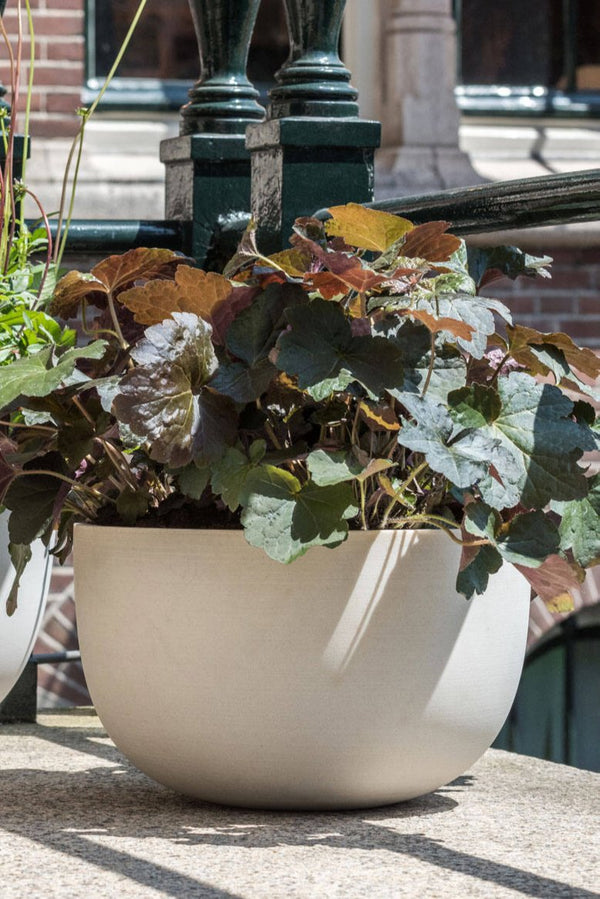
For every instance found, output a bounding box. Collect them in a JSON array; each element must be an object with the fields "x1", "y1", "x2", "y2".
[
  {"x1": 180, "y1": 0, "x2": 265, "y2": 135},
  {"x1": 269, "y1": 0, "x2": 358, "y2": 118},
  {"x1": 161, "y1": 0, "x2": 265, "y2": 268},
  {"x1": 246, "y1": 0, "x2": 381, "y2": 254}
]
